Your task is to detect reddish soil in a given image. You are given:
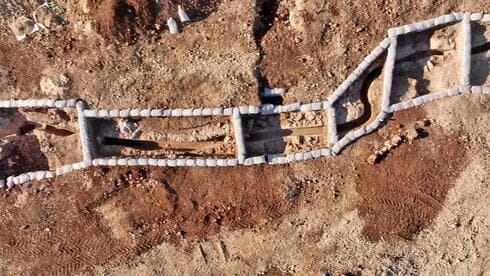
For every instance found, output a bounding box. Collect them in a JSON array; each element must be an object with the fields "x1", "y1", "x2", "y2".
[
  {"x1": 91, "y1": 0, "x2": 162, "y2": 43},
  {"x1": 0, "y1": 164, "x2": 300, "y2": 274},
  {"x1": 90, "y1": 0, "x2": 222, "y2": 44},
  {"x1": 0, "y1": 43, "x2": 47, "y2": 94},
  {"x1": 0, "y1": 0, "x2": 487, "y2": 274},
  {"x1": 355, "y1": 108, "x2": 467, "y2": 241},
  {"x1": 0, "y1": 135, "x2": 49, "y2": 178},
  {"x1": 260, "y1": 23, "x2": 304, "y2": 88}
]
